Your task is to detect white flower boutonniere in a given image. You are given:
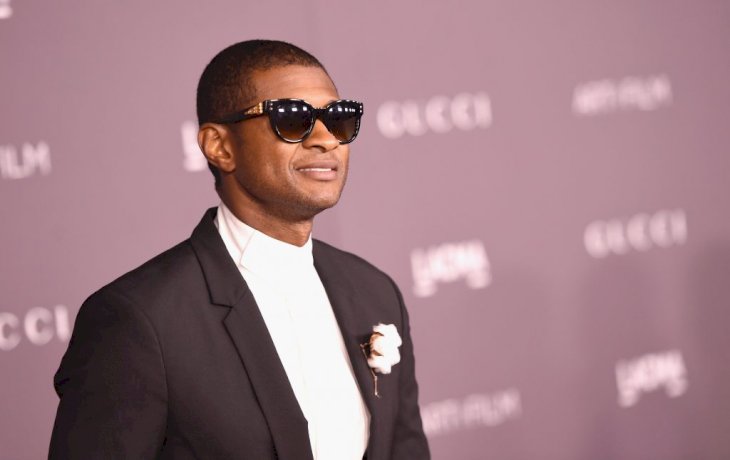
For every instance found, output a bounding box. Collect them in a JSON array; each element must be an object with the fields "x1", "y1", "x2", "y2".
[{"x1": 360, "y1": 323, "x2": 402, "y2": 398}]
